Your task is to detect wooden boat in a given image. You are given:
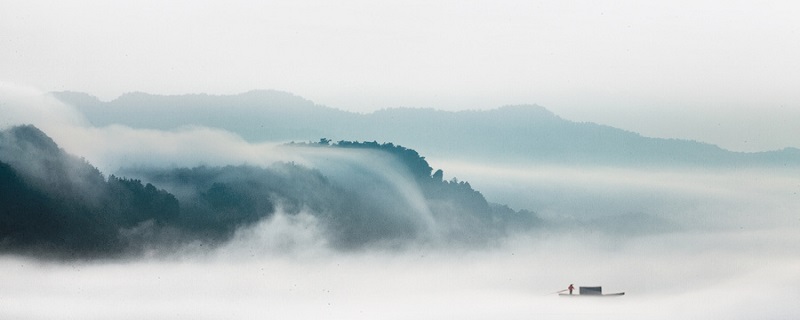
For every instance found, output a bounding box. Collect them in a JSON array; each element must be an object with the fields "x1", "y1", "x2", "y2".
[{"x1": 559, "y1": 286, "x2": 624, "y2": 297}]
